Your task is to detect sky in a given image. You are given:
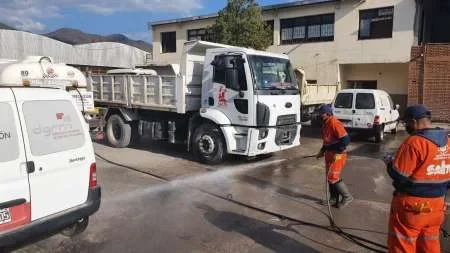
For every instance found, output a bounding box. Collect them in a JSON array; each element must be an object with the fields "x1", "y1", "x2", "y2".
[{"x1": 0, "y1": 0, "x2": 296, "y2": 43}]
